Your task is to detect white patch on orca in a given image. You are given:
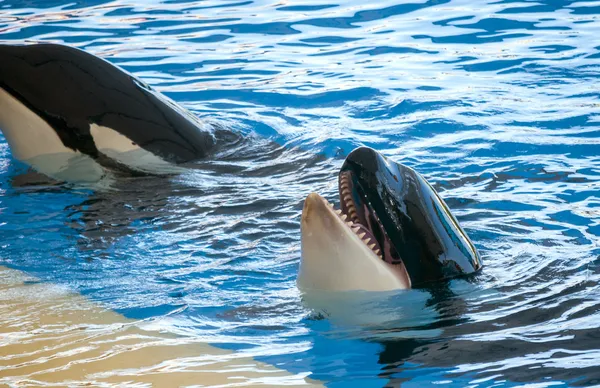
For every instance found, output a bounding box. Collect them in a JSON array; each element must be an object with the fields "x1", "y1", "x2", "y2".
[
  {"x1": 89, "y1": 124, "x2": 184, "y2": 175},
  {"x1": 0, "y1": 88, "x2": 105, "y2": 182}
]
